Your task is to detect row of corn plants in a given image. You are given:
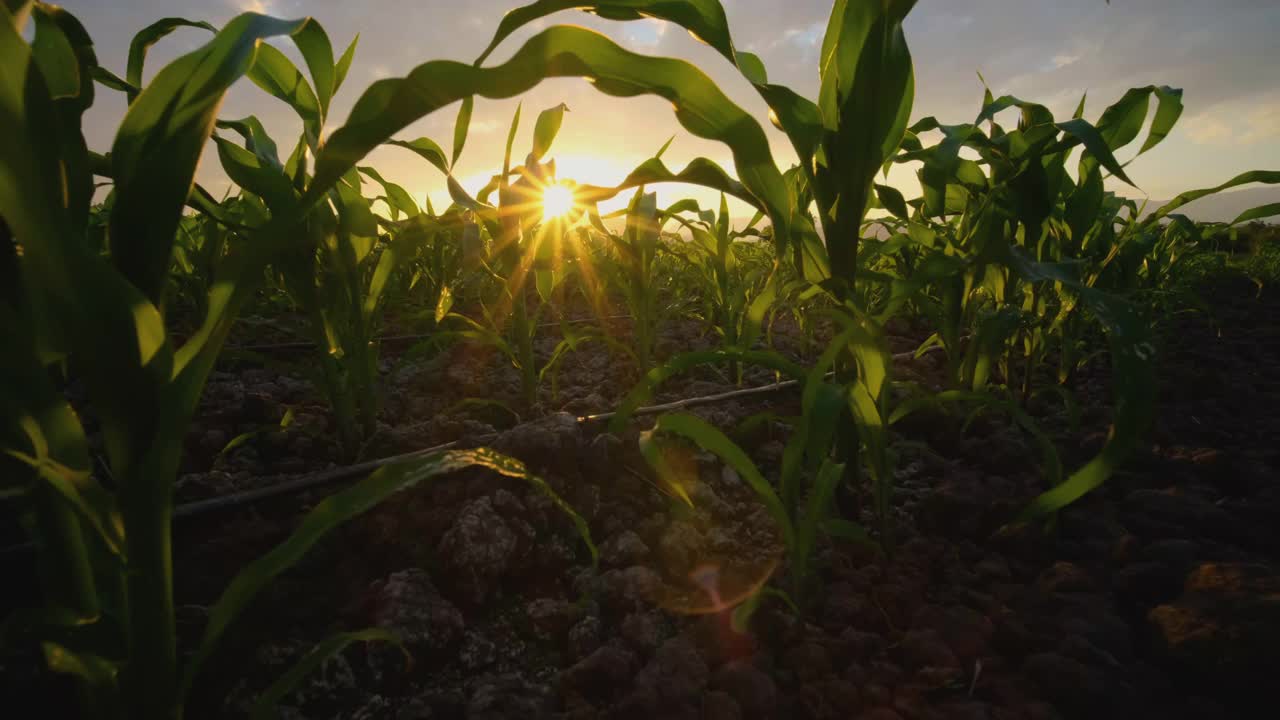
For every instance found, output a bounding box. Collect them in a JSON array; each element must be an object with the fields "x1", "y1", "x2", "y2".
[
  {"x1": 458, "y1": 0, "x2": 1278, "y2": 613},
  {"x1": 0, "y1": 3, "x2": 596, "y2": 719}
]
